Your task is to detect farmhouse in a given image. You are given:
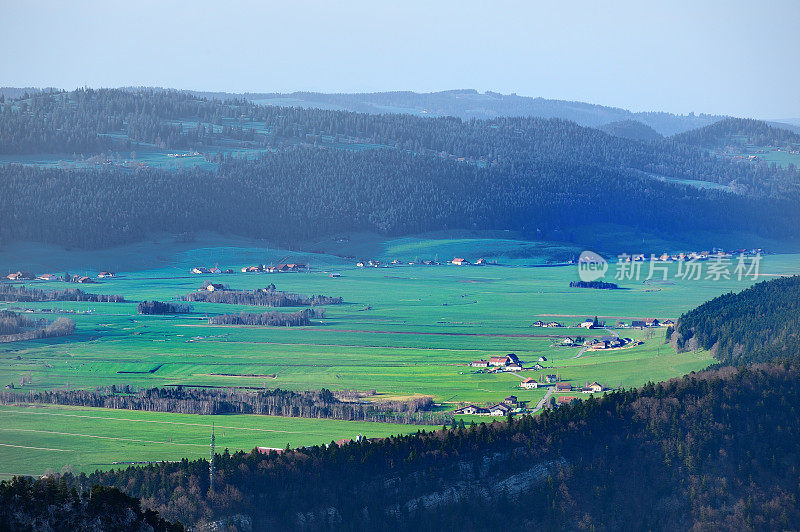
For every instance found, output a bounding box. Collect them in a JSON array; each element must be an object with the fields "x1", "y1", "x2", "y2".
[
  {"x1": 489, "y1": 403, "x2": 511, "y2": 416},
  {"x1": 504, "y1": 395, "x2": 518, "y2": 405},
  {"x1": 557, "y1": 396, "x2": 579, "y2": 406},
  {"x1": 586, "y1": 382, "x2": 604, "y2": 392},
  {"x1": 475, "y1": 258, "x2": 486, "y2": 265},
  {"x1": 555, "y1": 382, "x2": 572, "y2": 392},
  {"x1": 97, "y1": 271, "x2": 116, "y2": 279},
  {"x1": 506, "y1": 353, "x2": 522, "y2": 365},
  {"x1": 506, "y1": 363, "x2": 523, "y2": 372},
  {"x1": 255, "y1": 447, "x2": 285, "y2": 455},
  {"x1": 531, "y1": 320, "x2": 545, "y2": 327},
  {"x1": 489, "y1": 356, "x2": 510, "y2": 367},
  {"x1": 74, "y1": 276, "x2": 95, "y2": 284},
  {"x1": 37, "y1": 273, "x2": 58, "y2": 281},
  {"x1": 580, "y1": 319, "x2": 595, "y2": 329},
  {"x1": 662, "y1": 319, "x2": 675, "y2": 326},
  {"x1": 545, "y1": 321, "x2": 562, "y2": 328},
  {"x1": 5, "y1": 272, "x2": 24, "y2": 280},
  {"x1": 191, "y1": 267, "x2": 210, "y2": 274},
  {"x1": 451, "y1": 258, "x2": 470, "y2": 266},
  {"x1": 545, "y1": 374, "x2": 558, "y2": 383},
  {"x1": 470, "y1": 360, "x2": 489, "y2": 368},
  {"x1": 538, "y1": 356, "x2": 547, "y2": 362},
  {"x1": 206, "y1": 283, "x2": 225, "y2": 292},
  {"x1": 452, "y1": 404, "x2": 490, "y2": 415},
  {"x1": 532, "y1": 363, "x2": 544, "y2": 370},
  {"x1": 520, "y1": 378, "x2": 539, "y2": 389},
  {"x1": 645, "y1": 318, "x2": 660, "y2": 327}
]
